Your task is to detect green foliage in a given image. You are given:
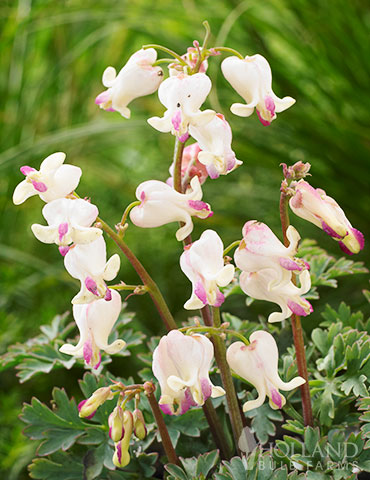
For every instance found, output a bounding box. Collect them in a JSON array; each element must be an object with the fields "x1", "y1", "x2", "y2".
[
  {"x1": 296, "y1": 240, "x2": 368, "y2": 300},
  {"x1": 165, "y1": 450, "x2": 219, "y2": 480},
  {"x1": 244, "y1": 401, "x2": 283, "y2": 445},
  {"x1": 310, "y1": 303, "x2": 369, "y2": 427}
]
